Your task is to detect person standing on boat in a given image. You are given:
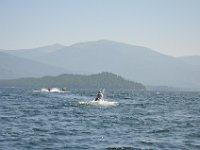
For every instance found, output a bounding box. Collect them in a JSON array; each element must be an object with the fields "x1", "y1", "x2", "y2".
[{"x1": 95, "y1": 90, "x2": 103, "y2": 101}]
